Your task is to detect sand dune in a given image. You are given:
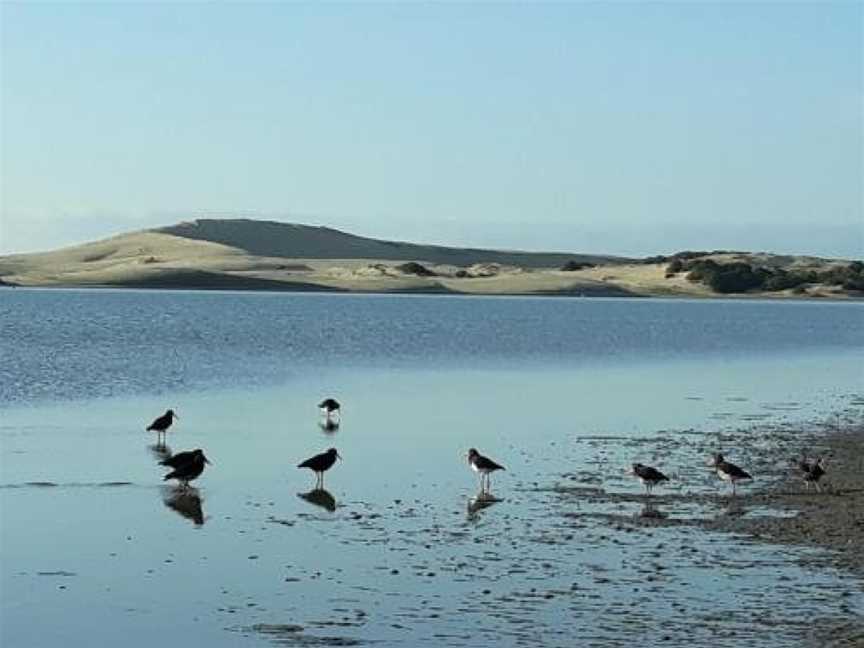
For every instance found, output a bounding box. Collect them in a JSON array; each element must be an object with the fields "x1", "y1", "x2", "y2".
[
  {"x1": 156, "y1": 219, "x2": 620, "y2": 267},
  {"x1": 0, "y1": 219, "x2": 859, "y2": 299}
]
